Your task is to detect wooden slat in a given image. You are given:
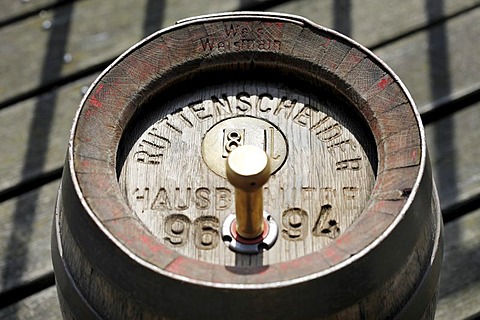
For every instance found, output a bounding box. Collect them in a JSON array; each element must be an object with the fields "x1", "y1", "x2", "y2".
[
  {"x1": 1, "y1": 200, "x2": 479, "y2": 318},
  {"x1": 0, "y1": 75, "x2": 95, "y2": 192},
  {"x1": 0, "y1": 1, "x2": 479, "y2": 316},
  {"x1": 1, "y1": 0, "x2": 479, "y2": 109},
  {"x1": 425, "y1": 102, "x2": 480, "y2": 211},
  {"x1": 0, "y1": 0, "x2": 63, "y2": 26},
  {"x1": 374, "y1": 7, "x2": 480, "y2": 112},
  {"x1": 273, "y1": 0, "x2": 480, "y2": 112},
  {"x1": 1, "y1": 4, "x2": 479, "y2": 197},
  {"x1": 0, "y1": 102, "x2": 477, "y2": 304},
  {"x1": 0, "y1": 180, "x2": 58, "y2": 294},
  {"x1": 0, "y1": 286, "x2": 61, "y2": 319},
  {"x1": 273, "y1": 0, "x2": 480, "y2": 46},
  {"x1": 436, "y1": 207, "x2": 480, "y2": 319},
  {"x1": 0, "y1": 0, "x2": 240, "y2": 108}
]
